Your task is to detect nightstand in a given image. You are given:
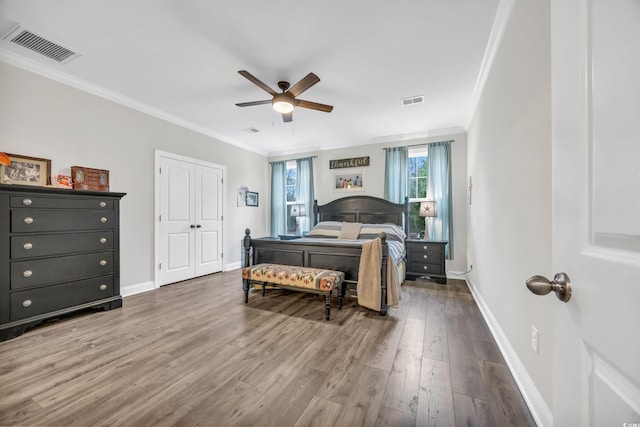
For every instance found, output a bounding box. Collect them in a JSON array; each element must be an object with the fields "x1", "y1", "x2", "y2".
[{"x1": 405, "y1": 240, "x2": 448, "y2": 284}]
